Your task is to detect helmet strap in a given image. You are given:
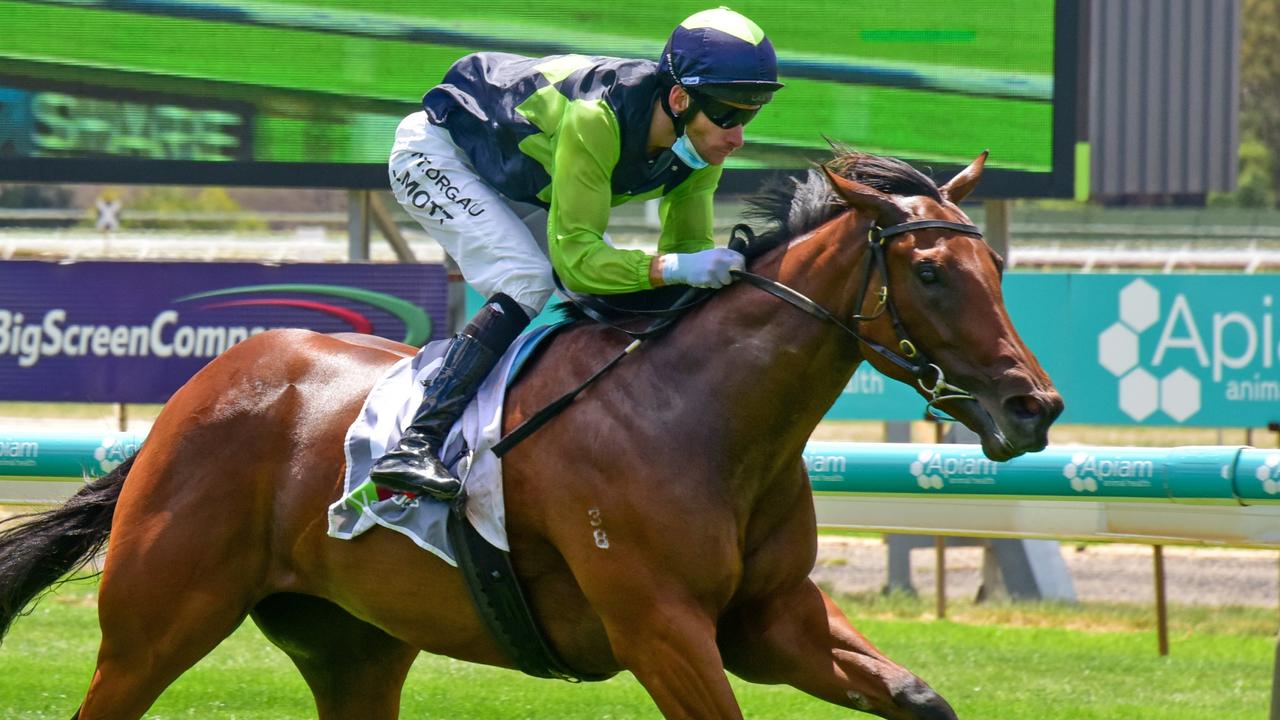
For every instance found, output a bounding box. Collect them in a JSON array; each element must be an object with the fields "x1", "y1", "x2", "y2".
[{"x1": 659, "y1": 84, "x2": 691, "y2": 137}]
